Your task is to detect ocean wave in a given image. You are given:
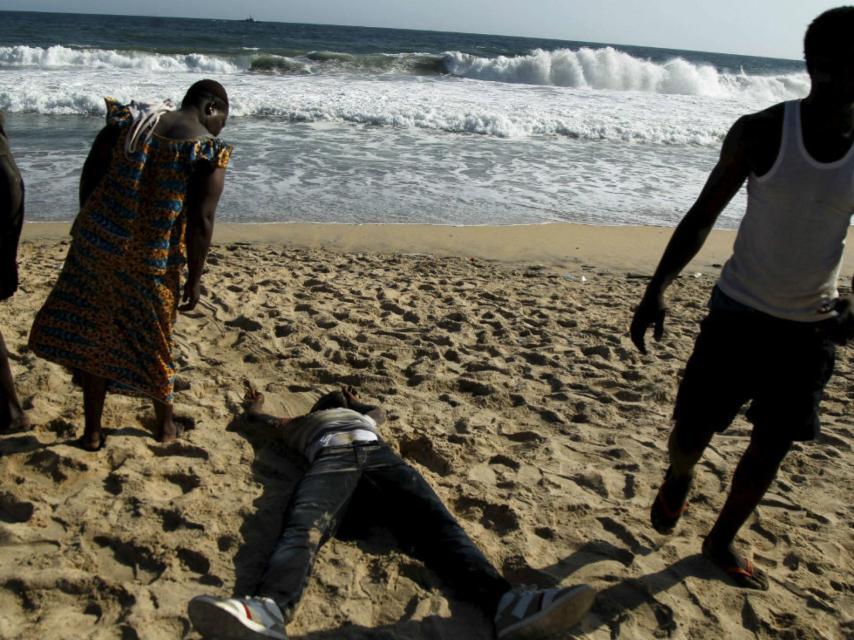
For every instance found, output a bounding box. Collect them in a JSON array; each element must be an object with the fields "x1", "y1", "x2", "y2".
[
  {"x1": 0, "y1": 44, "x2": 445, "y2": 76},
  {"x1": 0, "y1": 44, "x2": 807, "y2": 103},
  {"x1": 442, "y1": 47, "x2": 809, "y2": 100},
  {"x1": 0, "y1": 43, "x2": 807, "y2": 145},
  {"x1": 0, "y1": 44, "x2": 240, "y2": 74},
  {"x1": 250, "y1": 55, "x2": 311, "y2": 74}
]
